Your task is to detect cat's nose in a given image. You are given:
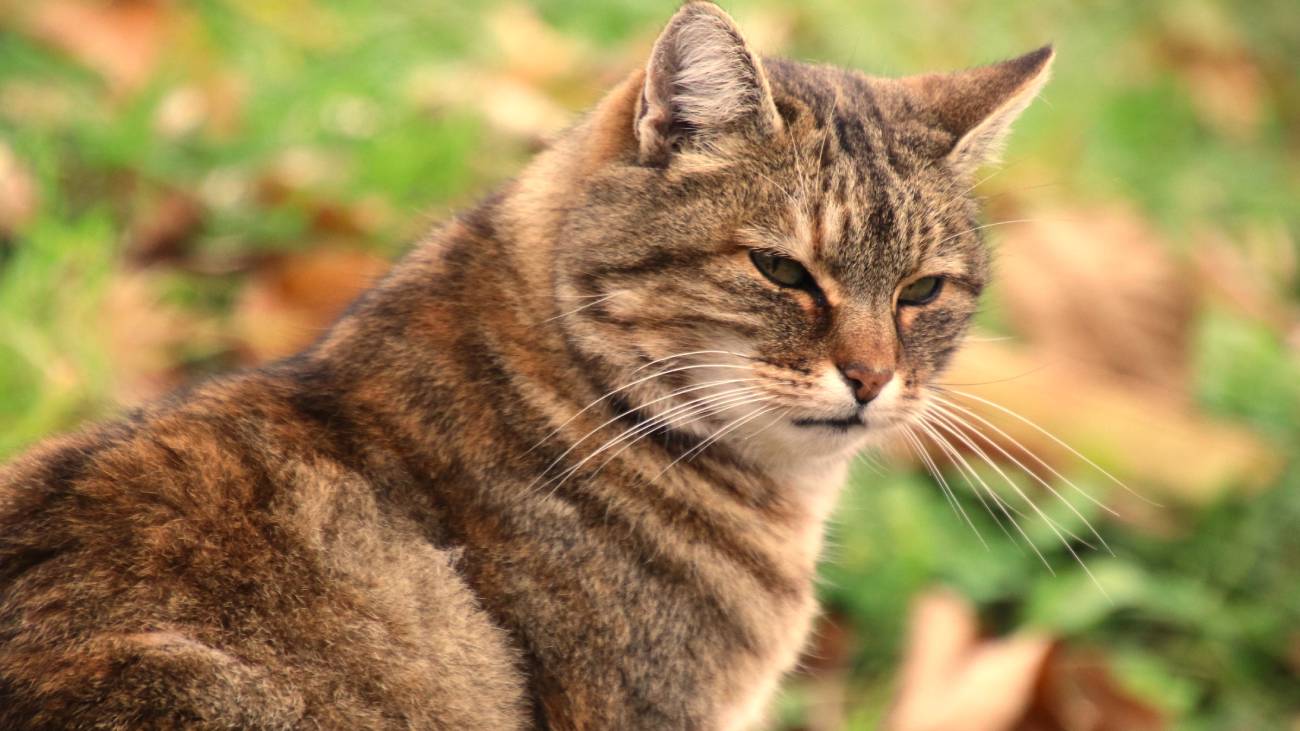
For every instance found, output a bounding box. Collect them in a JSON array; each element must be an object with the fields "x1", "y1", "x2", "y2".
[{"x1": 838, "y1": 363, "x2": 893, "y2": 405}]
